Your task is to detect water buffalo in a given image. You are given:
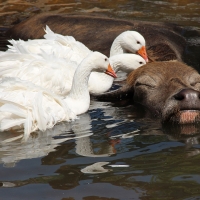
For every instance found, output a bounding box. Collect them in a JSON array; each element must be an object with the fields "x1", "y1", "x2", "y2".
[
  {"x1": 94, "y1": 61, "x2": 200, "y2": 124},
  {"x1": 6, "y1": 13, "x2": 186, "y2": 62}
]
